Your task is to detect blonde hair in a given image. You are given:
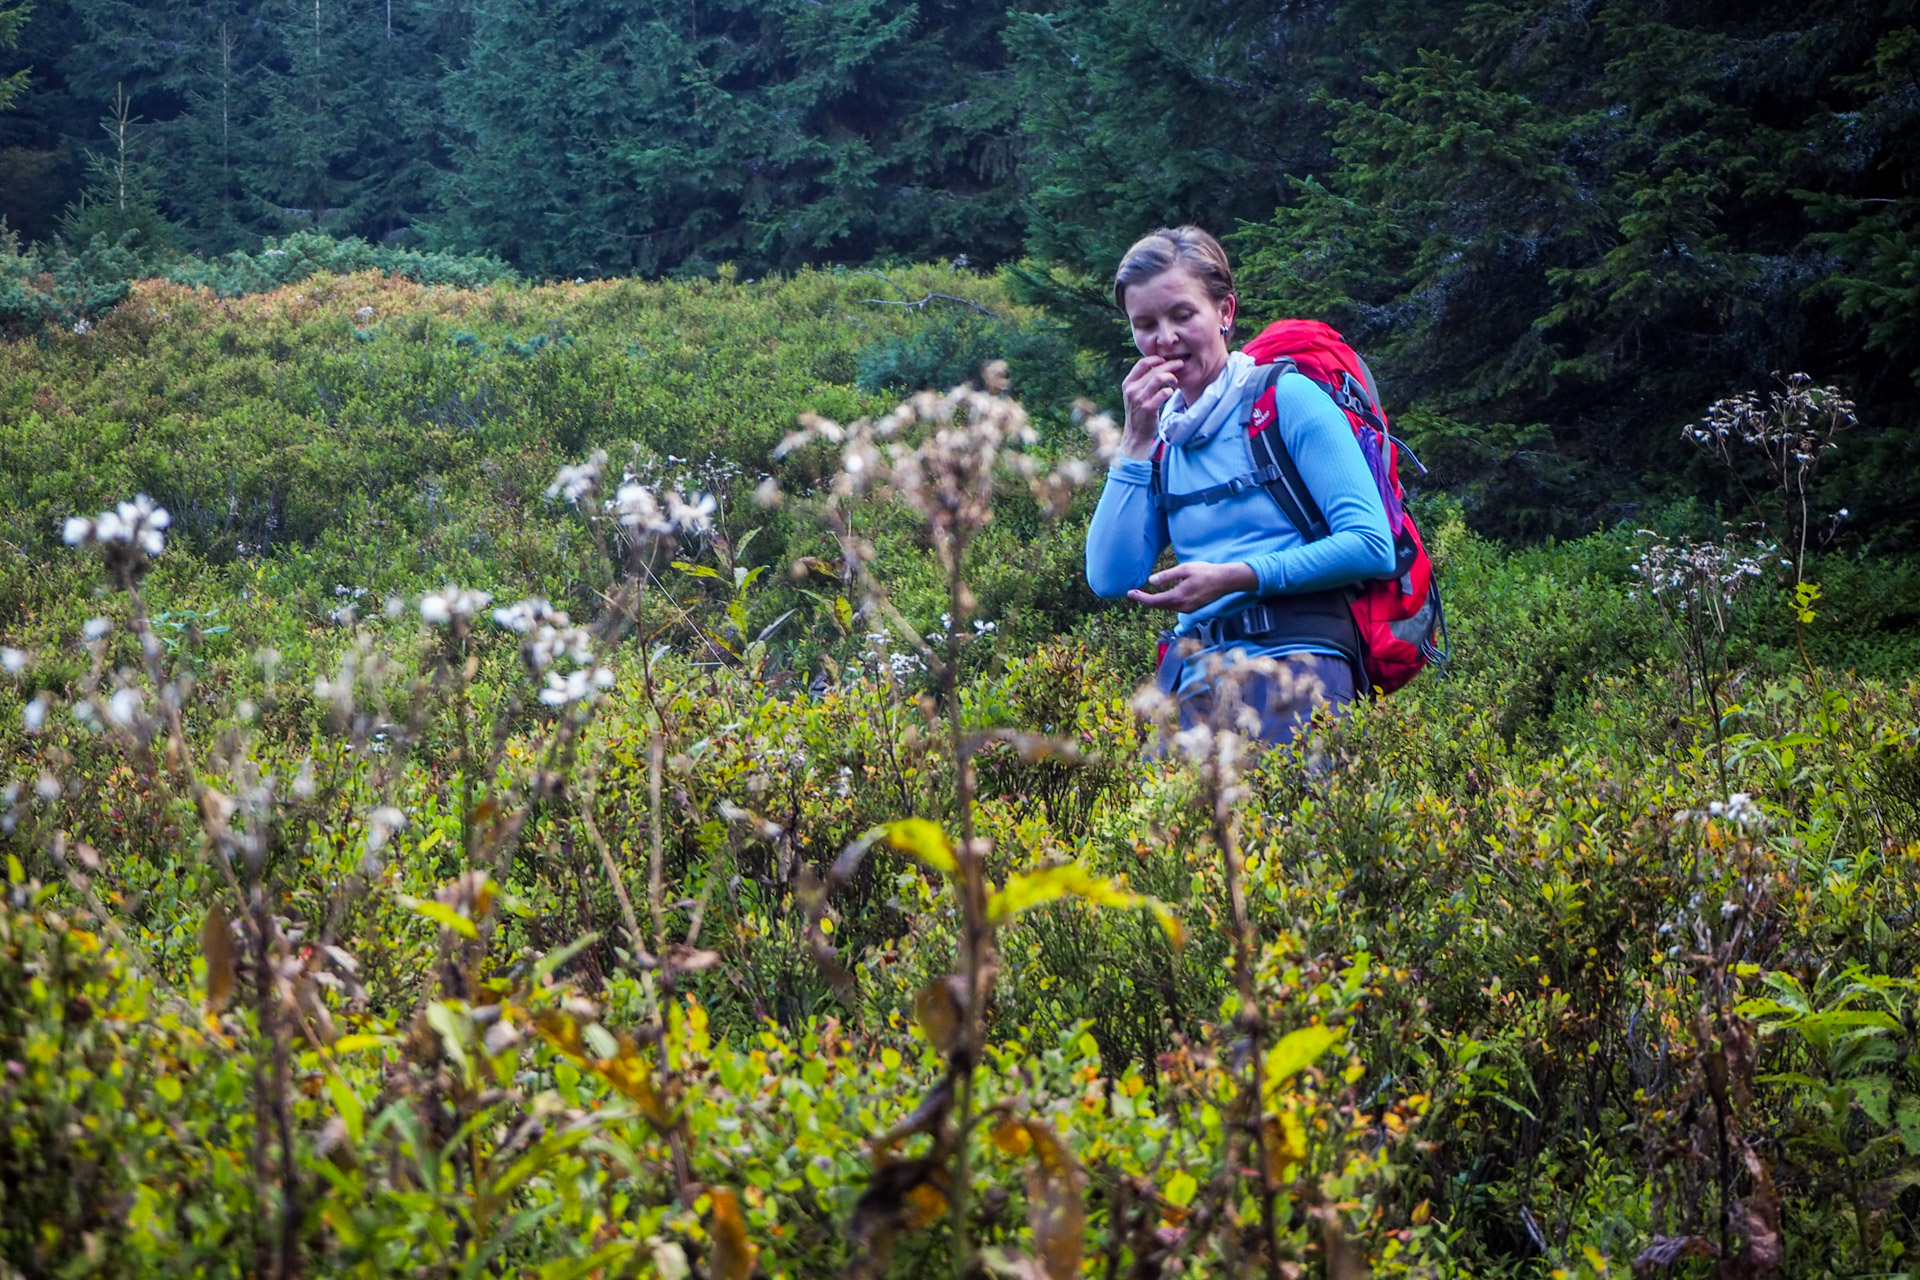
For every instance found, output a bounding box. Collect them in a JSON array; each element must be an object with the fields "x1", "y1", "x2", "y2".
[{"x1": 1112, "y1": 225, "x2": 1235, "y2": 311}]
